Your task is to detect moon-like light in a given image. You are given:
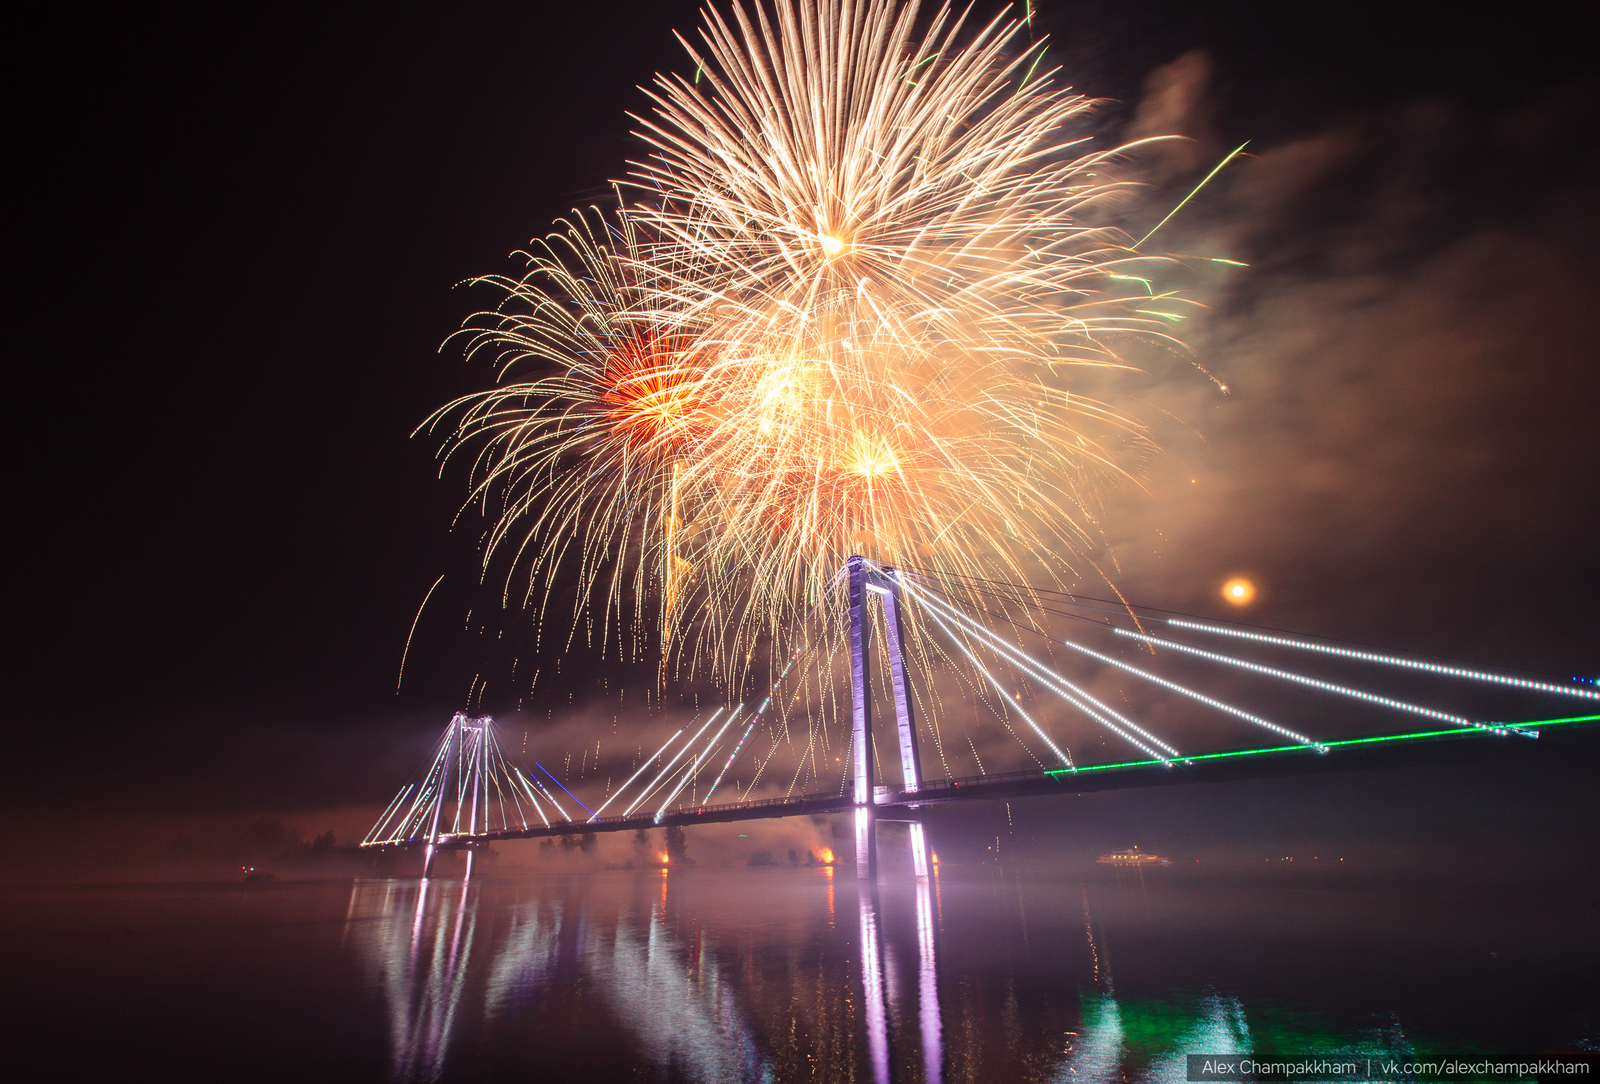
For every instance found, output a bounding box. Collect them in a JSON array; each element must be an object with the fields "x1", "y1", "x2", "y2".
[{"x1": 1222, "y1": 577, "x2": 1256, "y2": 606}]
